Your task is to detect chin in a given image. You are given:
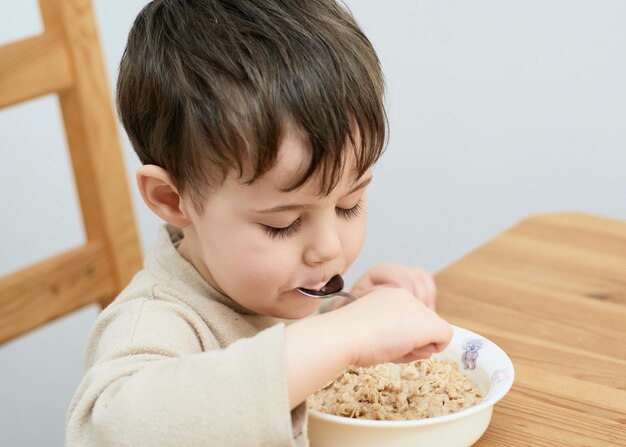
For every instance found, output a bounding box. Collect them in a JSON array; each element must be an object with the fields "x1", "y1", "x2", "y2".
[{"x1": 271, "y1": 294, "x2": 321, "y2": 319}]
